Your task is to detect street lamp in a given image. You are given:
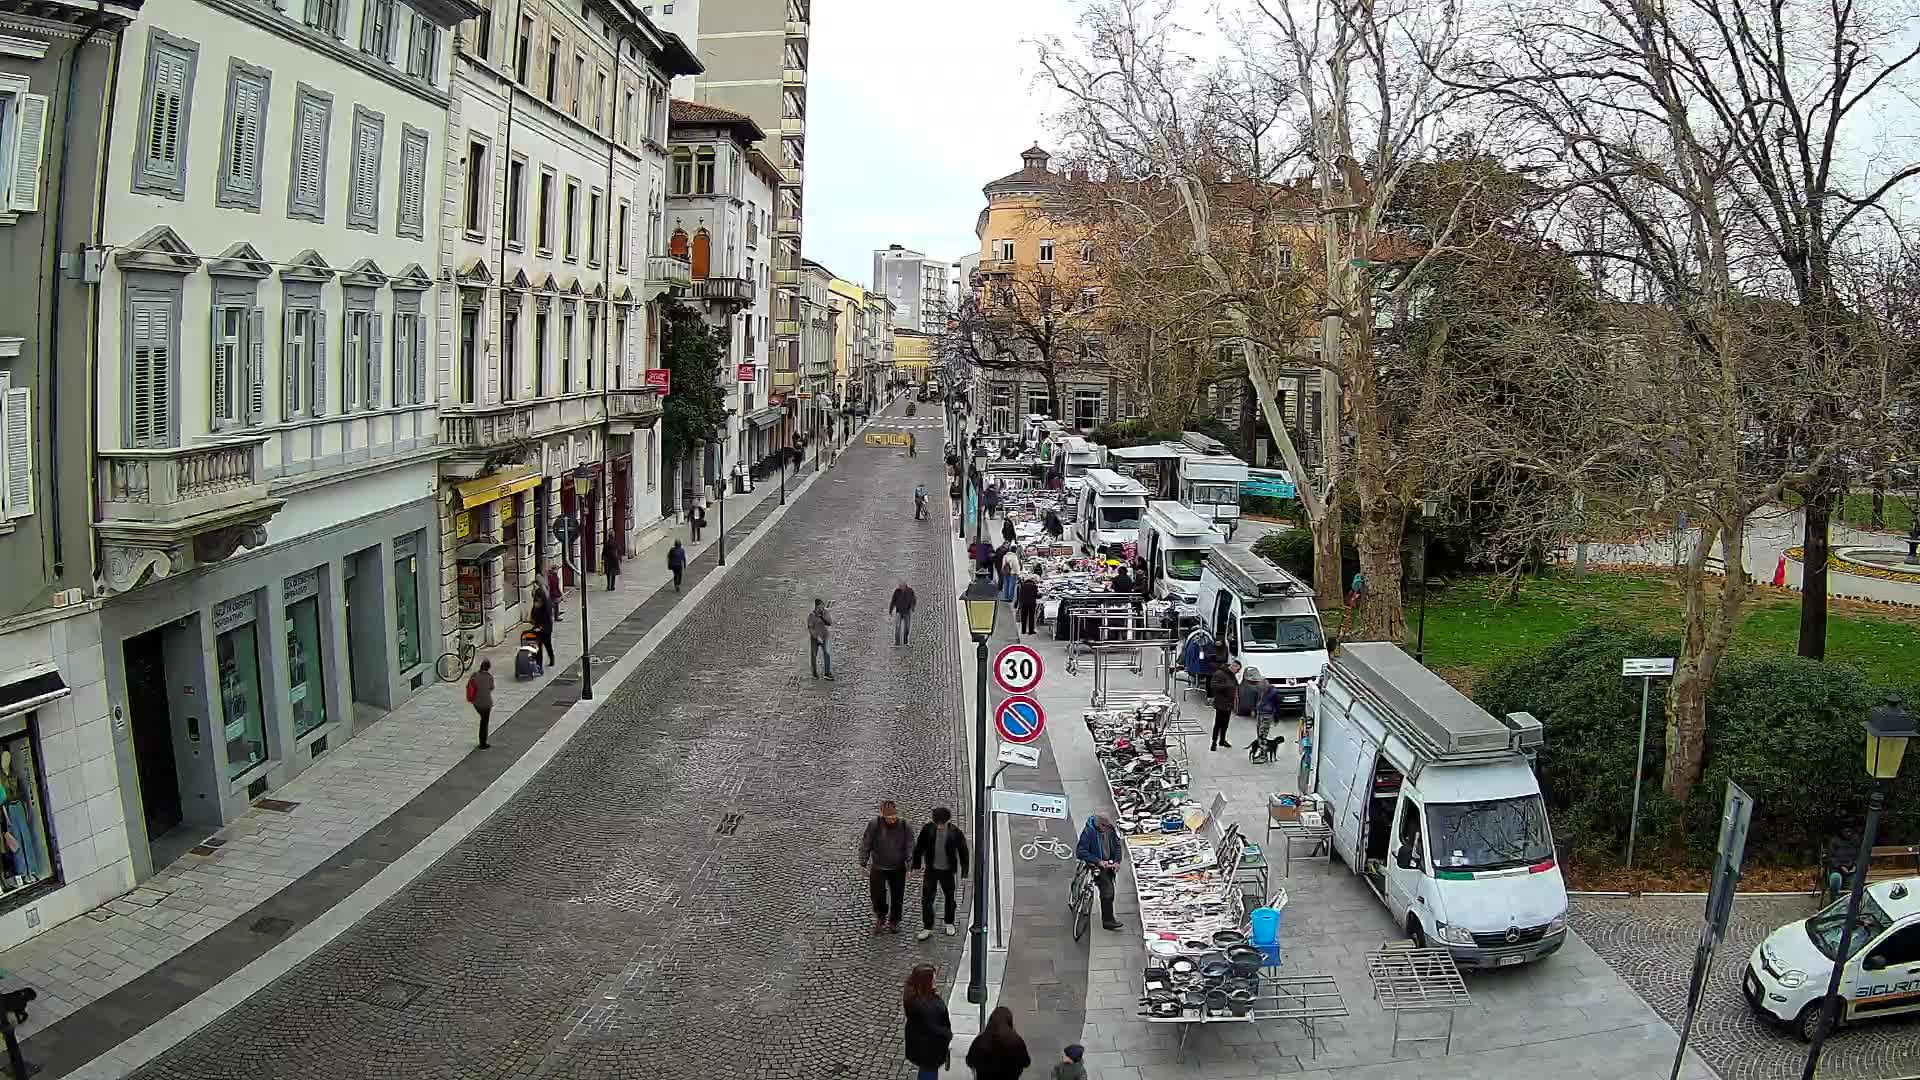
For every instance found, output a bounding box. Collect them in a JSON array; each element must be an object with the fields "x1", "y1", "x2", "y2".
[
  {"x1": 962, "y1": 579, "x2": 1000, "y2": 1022},
  {"x1": 1801, "y1": 698, "x2": 1914, "y2": 1078},
  {"x1": 715, "y1": 431, "x2": 729, "y2": 567},
  {"x1": 972, "y1": 443, "x2": 988, "y2": 547},
  {"x1": 1415, "y1": 495, "x2": 1442, "y2": 663},
  {"x1": 572, "y1": 463, "x2": 595, "y2": 702}
]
